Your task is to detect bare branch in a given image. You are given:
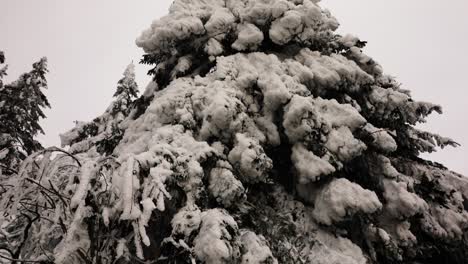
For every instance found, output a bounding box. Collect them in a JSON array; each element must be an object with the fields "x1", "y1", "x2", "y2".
[
  {"x1": 0, "y1": 163, "x2": 18, "y2": 174},
  {"x1": 0, "y1": 254, "x2": 45, "y2": 263}
]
